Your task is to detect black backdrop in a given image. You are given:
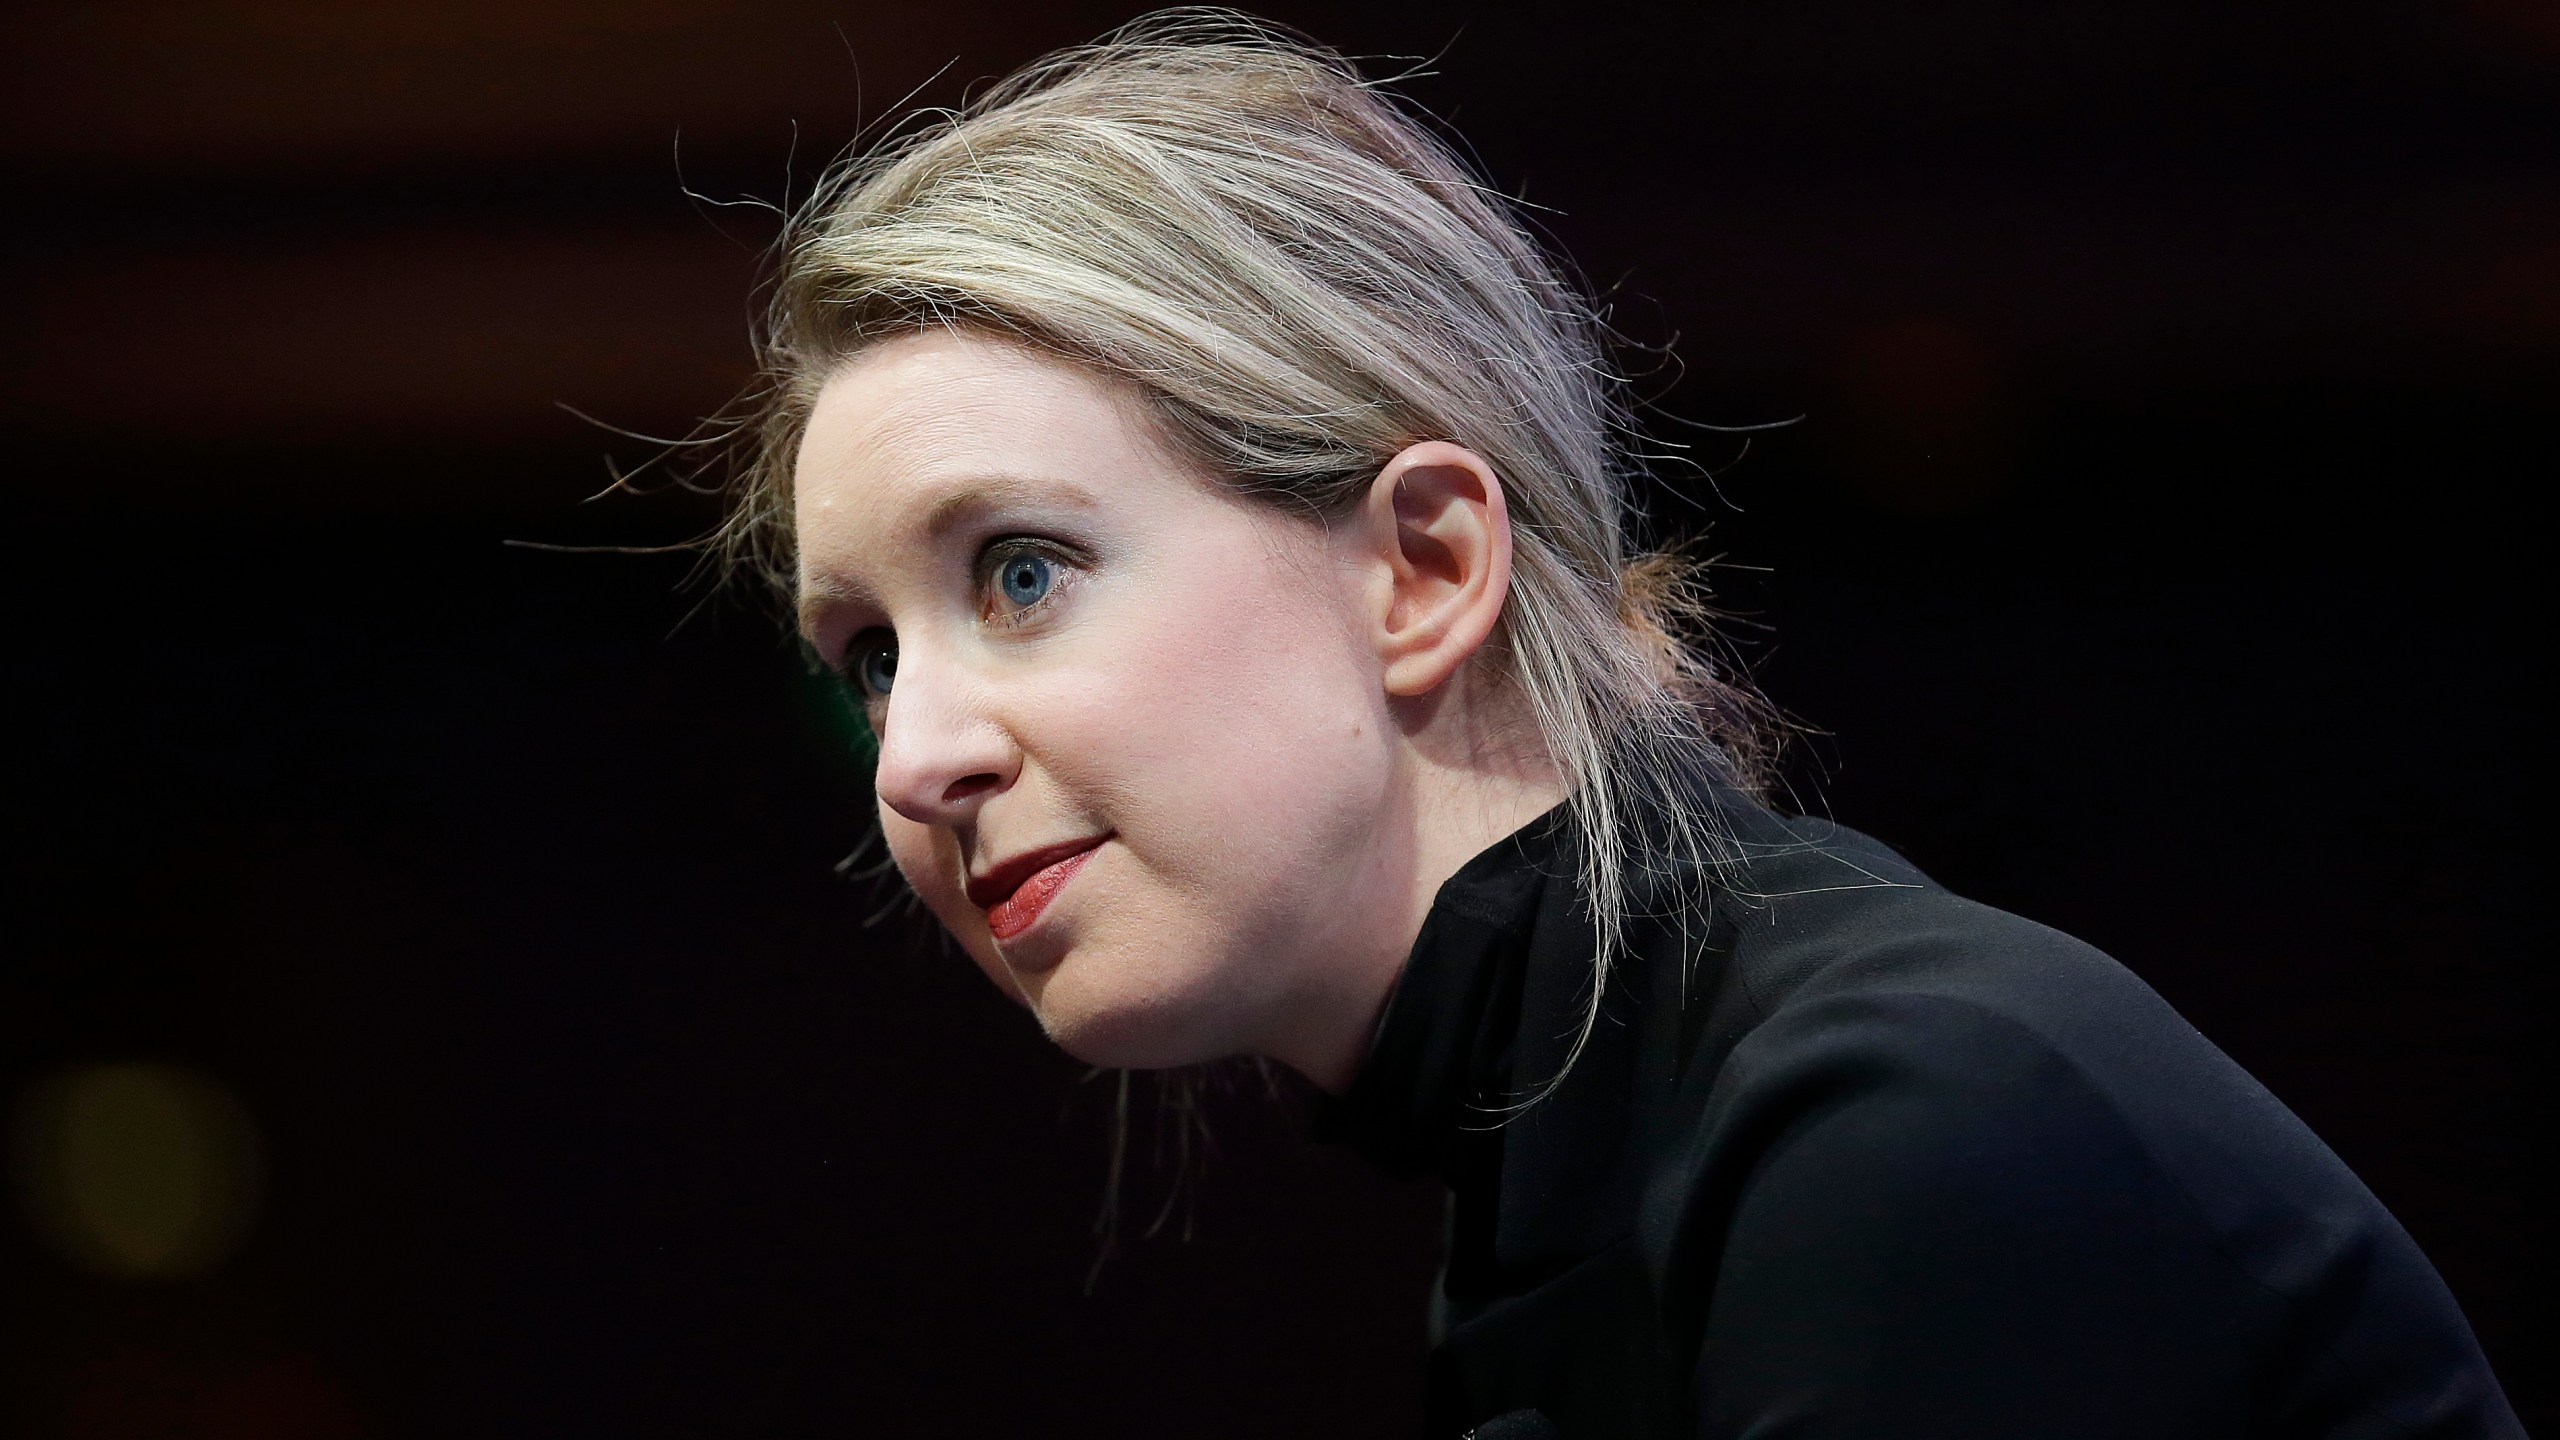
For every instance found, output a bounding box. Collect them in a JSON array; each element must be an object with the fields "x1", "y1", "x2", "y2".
[{"x1": 3, "y1": 3, "x2": 2549, "y2": 1436}]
